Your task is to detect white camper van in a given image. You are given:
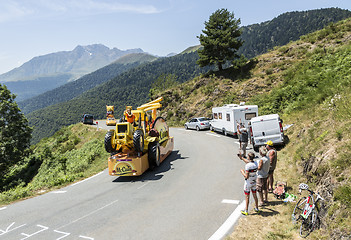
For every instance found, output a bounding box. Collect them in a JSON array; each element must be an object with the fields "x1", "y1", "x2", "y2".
[
  {"x1": 210, "y1": 103, "x2": 258, "y2": 137},
  {"x1": 250, "y1": 114, "x2": 285, "y2": 152}
]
